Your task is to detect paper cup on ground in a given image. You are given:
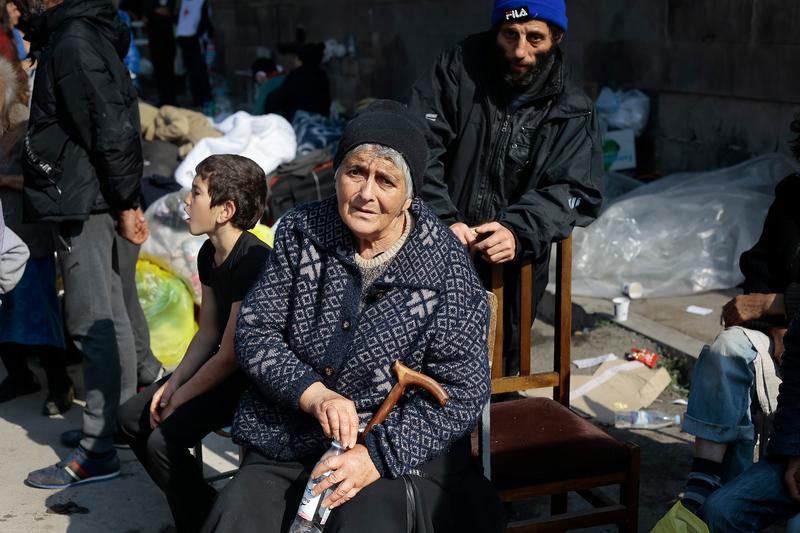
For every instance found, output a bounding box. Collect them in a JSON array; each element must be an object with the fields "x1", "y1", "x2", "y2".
[
  {"x1": 612, "y1": 297, "x2": 630, "y2": 321},
  {"x1": 623, "y1": 282, "x2": 643, "y2": 299}
]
